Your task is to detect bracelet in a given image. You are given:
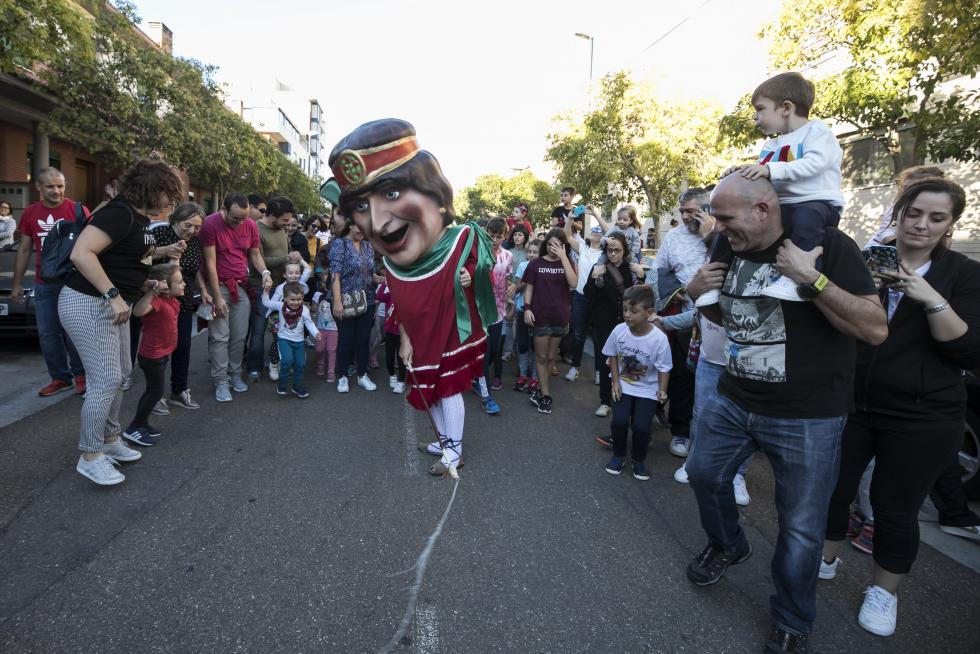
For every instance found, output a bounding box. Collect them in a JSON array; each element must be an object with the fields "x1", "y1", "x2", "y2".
[
  {"x1": 924, "y1": 300, "x2": 950, "y2": 315},
  {"x1": 261, "y1": 269, "x2": 271, "y2": 277}
]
